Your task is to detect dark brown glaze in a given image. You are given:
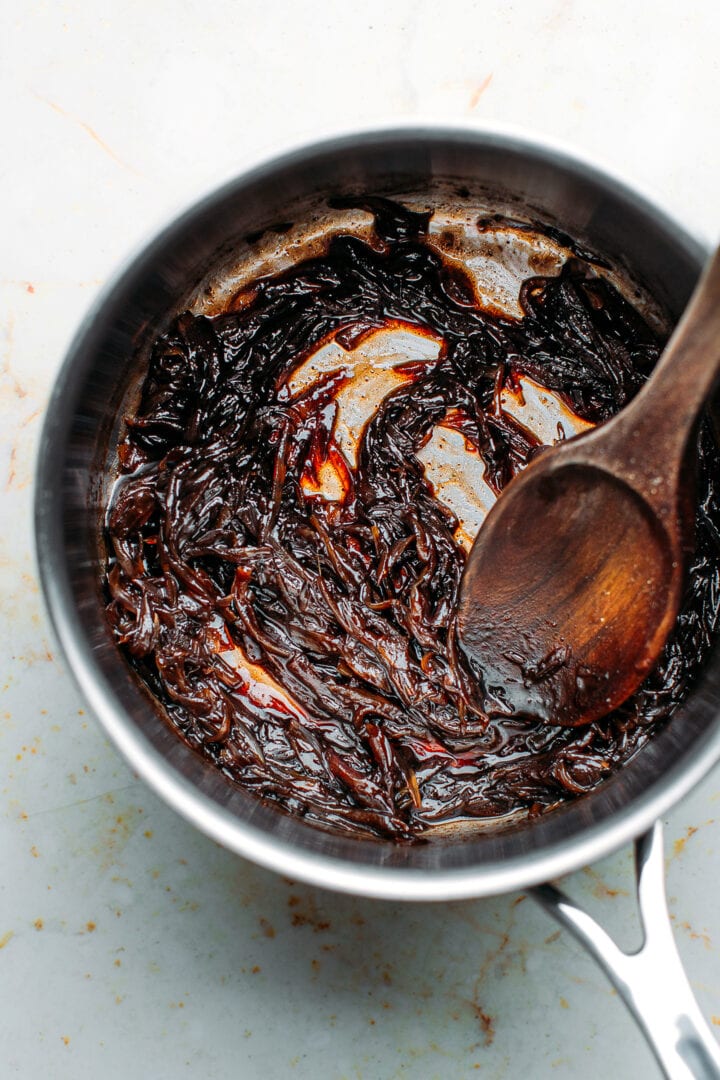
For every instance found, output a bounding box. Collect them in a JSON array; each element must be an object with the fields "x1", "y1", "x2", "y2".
[{"x1": 103, "y1": 198, "x2": 720, "y2": 840}]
